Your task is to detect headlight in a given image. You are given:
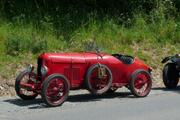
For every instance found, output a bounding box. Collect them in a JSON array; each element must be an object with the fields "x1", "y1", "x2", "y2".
[{"x1": 41, "y1": 66, "x2": 48, "y2": 77}]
